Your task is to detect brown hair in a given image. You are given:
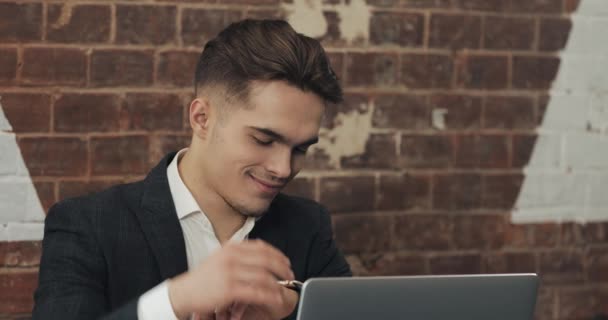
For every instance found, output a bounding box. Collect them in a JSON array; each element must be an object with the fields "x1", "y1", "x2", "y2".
[{"x1": 194, "y1": 19, "x2": 342, "y2": 105}]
